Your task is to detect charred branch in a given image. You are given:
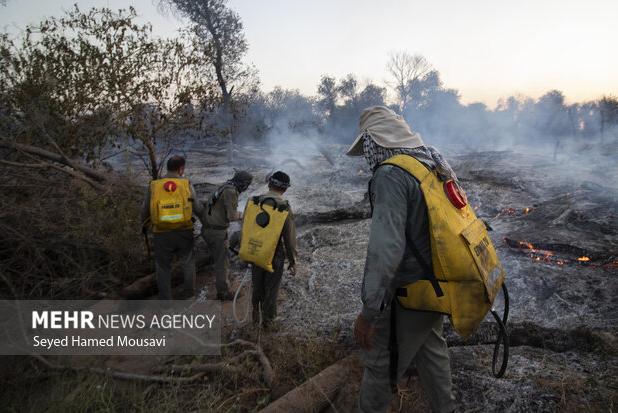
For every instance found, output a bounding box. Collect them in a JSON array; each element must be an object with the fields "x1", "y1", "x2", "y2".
[
  {"x1": 32, "y1": 338, "x2": 274, "y2": 386},
  {"x1": 258, "y1": 355, "x2": 356, "y2": 413},
  {"x1": 120, "y1": 253, "x2": 211, "y2": 299},
  {"x1": 294, "y1": 200, "x2": 371, "y2": 227},
  {"x1": 445, "y1": 321, "x2": 618, "y2": 357}
]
